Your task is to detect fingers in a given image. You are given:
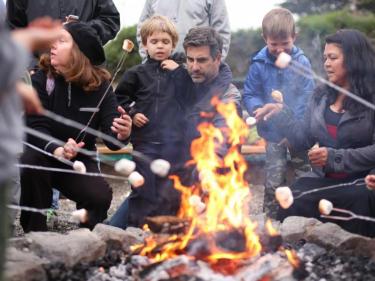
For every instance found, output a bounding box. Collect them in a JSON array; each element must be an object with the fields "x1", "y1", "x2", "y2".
[
  {"x1": 117, "y1": 105, "x2": 126, "y2": 115},
  {"x1": 161, "y1": 60, "x2": 179, "y2": 70},
  {"x1": 308, "y1": 147, "x2": 328, "y2": 166},
  {"x1": 365, "y1": 175, "x2": 375, "y2": 190},
  {"x1": 112, "y1": 113, "x2": 132, "y2": 140},
  {"x1": 133, "y1": 113, "x2": 149, "y2": 127},
  {"x1": 63, "y1": 138, "x2": 84, "y2": 160}
]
